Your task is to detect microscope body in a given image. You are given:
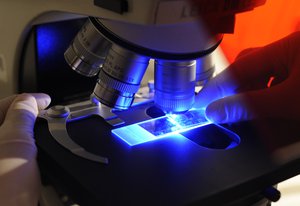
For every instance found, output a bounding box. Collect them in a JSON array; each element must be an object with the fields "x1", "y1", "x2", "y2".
[
  {"x1": 0, "y1": 0, "x2": 263, "y2": 112},
  {"x1": 0, "y1": 0, "x2": 202, "y2": 99}
]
